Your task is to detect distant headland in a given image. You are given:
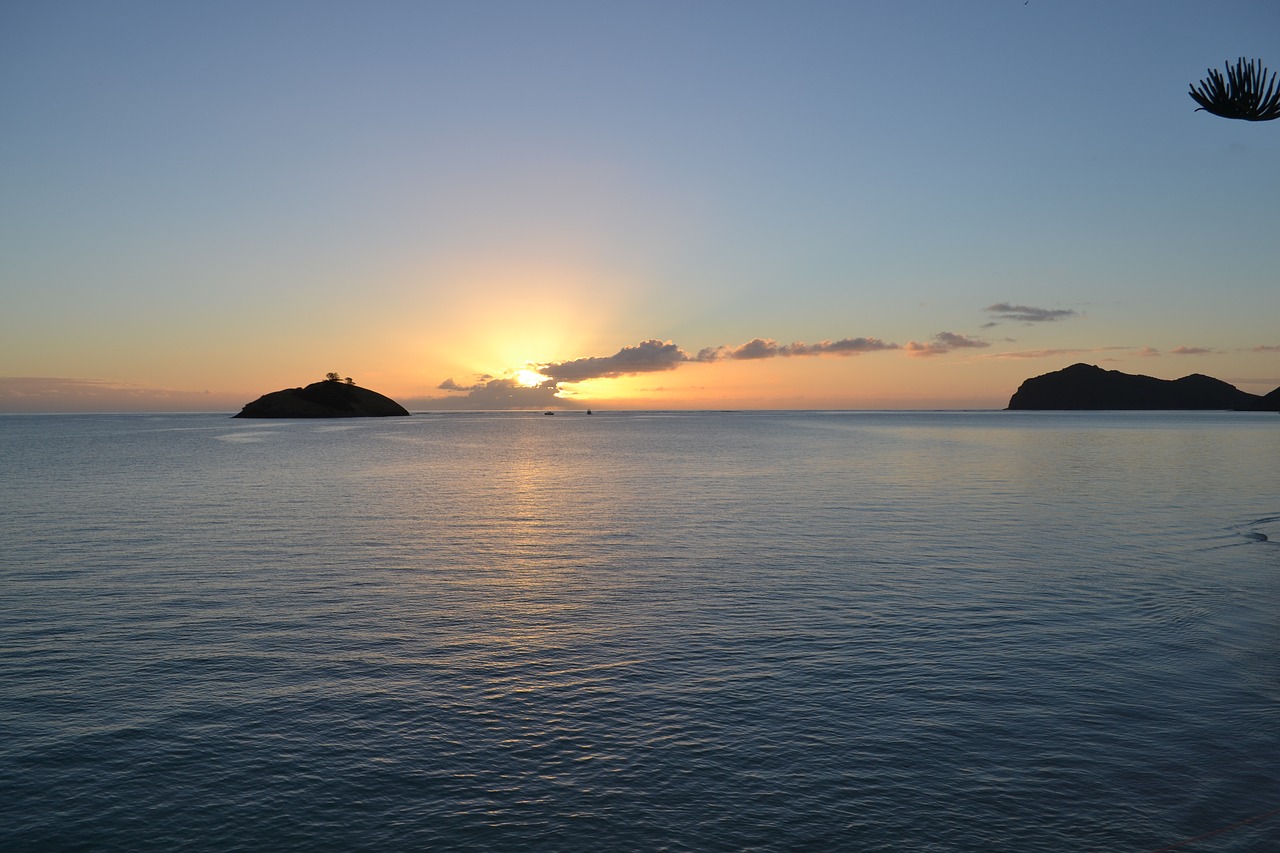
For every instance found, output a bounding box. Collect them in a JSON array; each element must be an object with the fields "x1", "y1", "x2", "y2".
[
  {"x1": 234, "y1": 374, "x2": 410, "y2": 418},
  {"x1": 1007, "y1": 363, "x2": 1280, "y2": 411}
]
